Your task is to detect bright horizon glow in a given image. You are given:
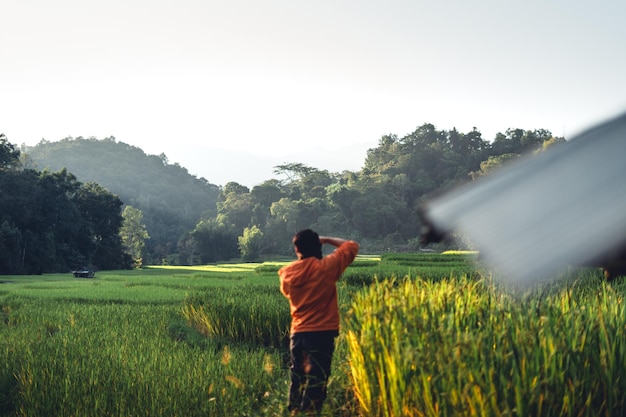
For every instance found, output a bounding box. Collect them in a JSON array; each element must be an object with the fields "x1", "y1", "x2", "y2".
[{"x1": 2, "y1": 1, "x2": 626, "y2": 186}]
